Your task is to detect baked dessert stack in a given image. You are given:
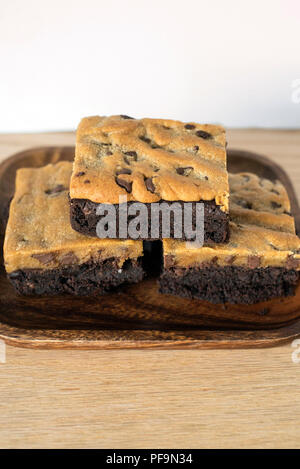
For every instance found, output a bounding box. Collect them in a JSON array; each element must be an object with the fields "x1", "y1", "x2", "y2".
[{"x1": 3, "y1": 114, "x2": 300, "y2": 304}]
